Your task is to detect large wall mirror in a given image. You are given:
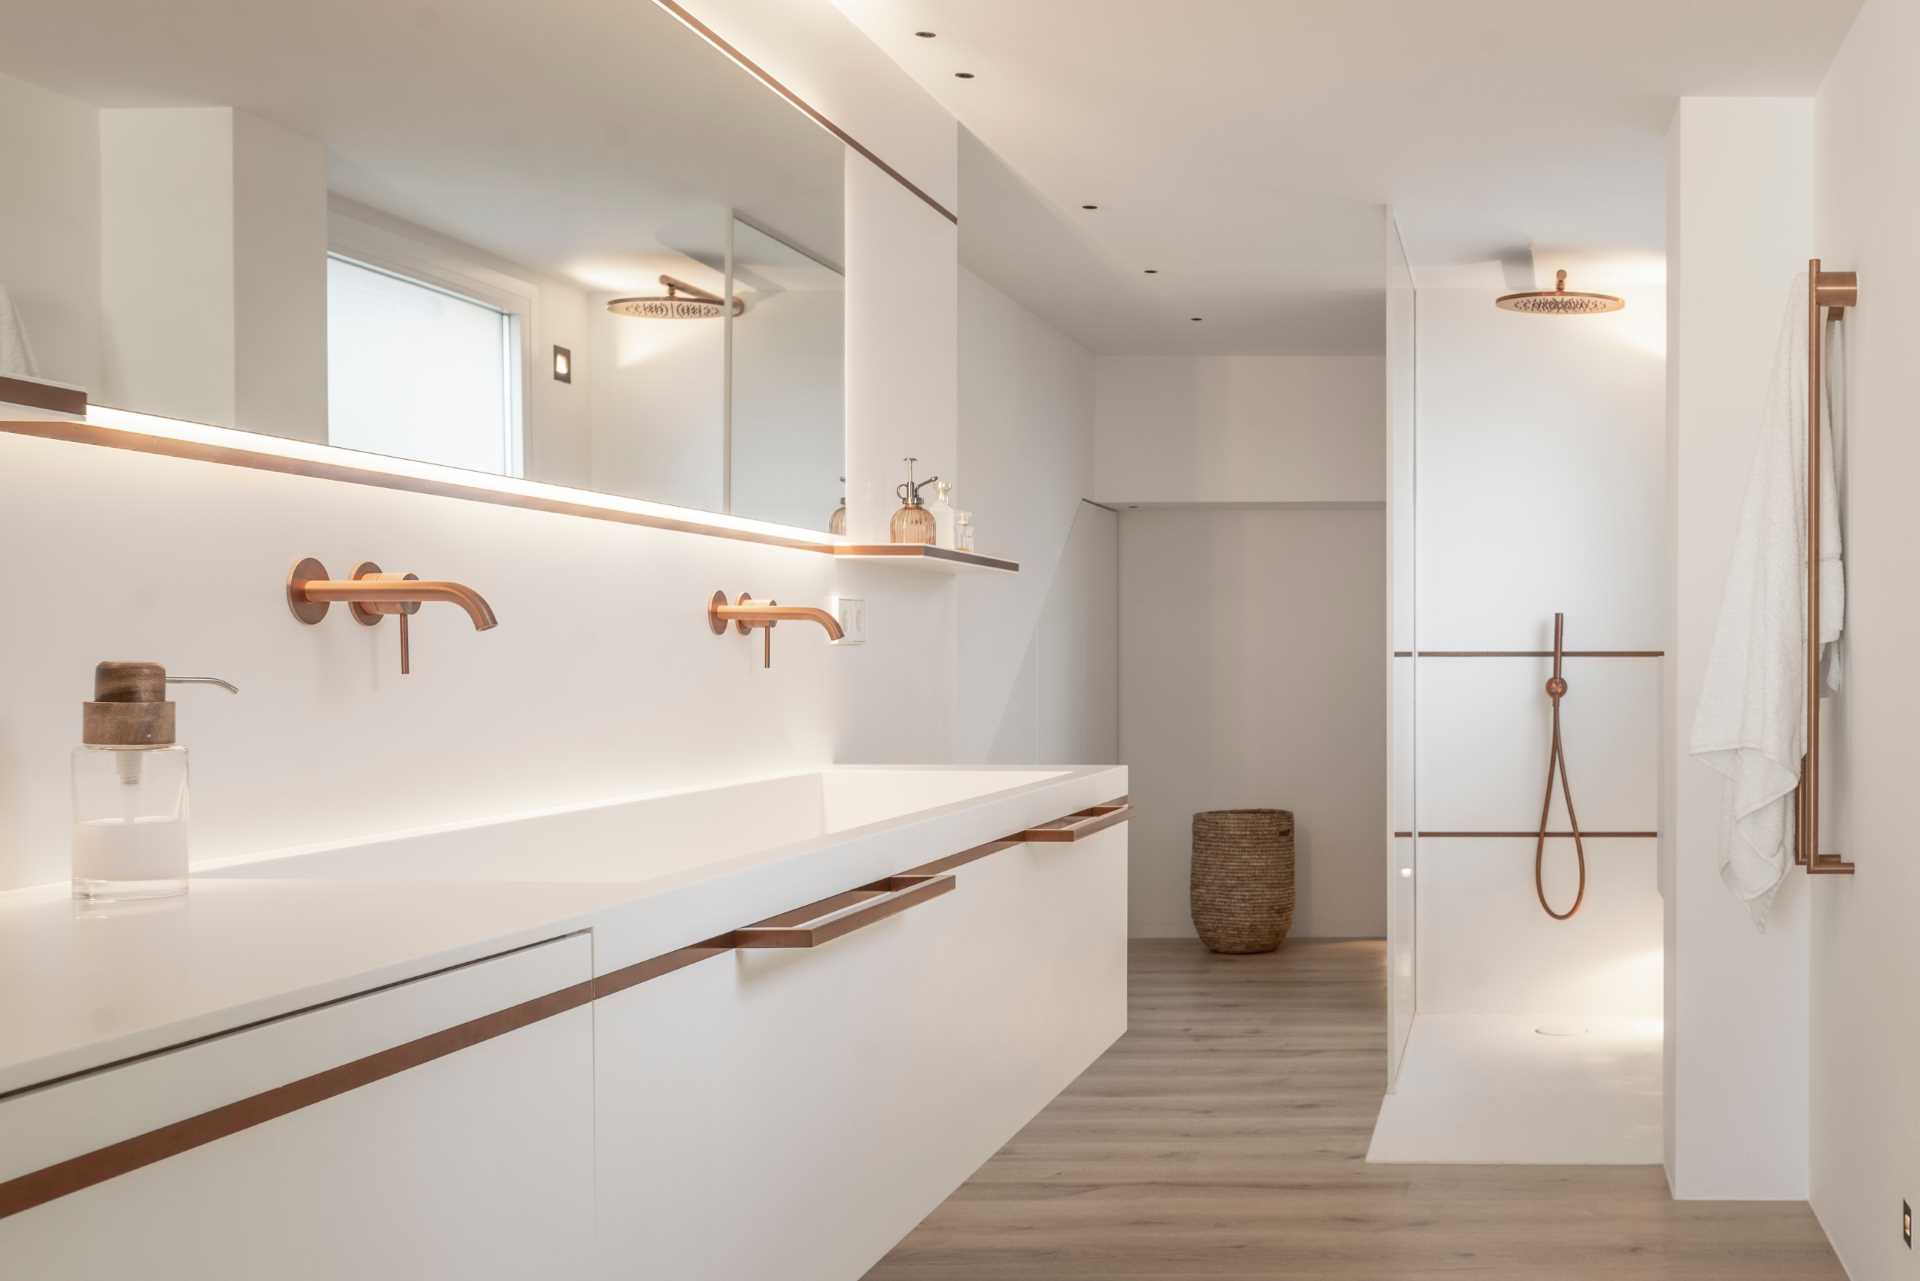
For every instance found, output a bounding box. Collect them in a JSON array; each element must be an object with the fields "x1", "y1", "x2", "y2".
[{"x1": 0, "y1": 0, "x2": 847, "y2": 532}]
